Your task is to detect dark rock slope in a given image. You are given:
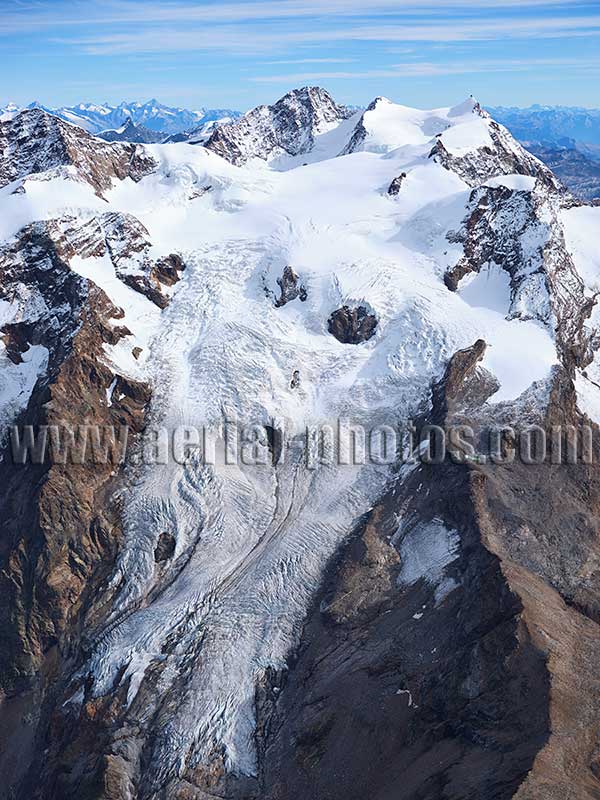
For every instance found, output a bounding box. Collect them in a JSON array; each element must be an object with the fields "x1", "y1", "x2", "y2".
[
  {"x1": 260, "y1": 343, "x2": 600, "y2": 800},
  {"x1": 0, "y1": 108, "x2": 157, "y2": 195},
  {"x1": 0, "y1": 211, "x2": 182, "y2": 796},
  {"x1": 0, "y1": 223, "x2": 152, "y2": 792},
  {"x1": 205, "y1": 86, "x2": 353, "y2": 166}
]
